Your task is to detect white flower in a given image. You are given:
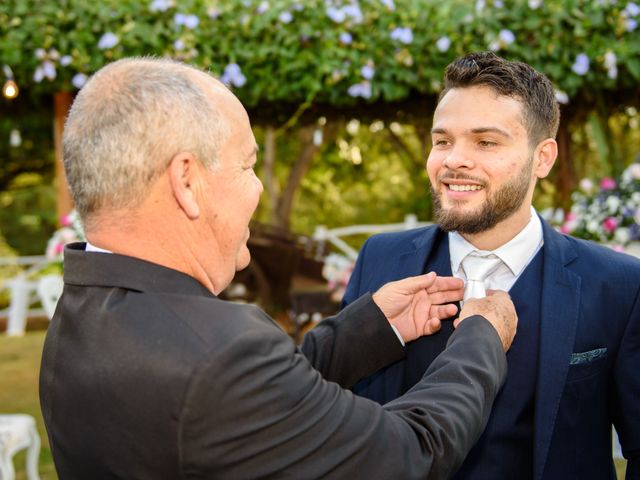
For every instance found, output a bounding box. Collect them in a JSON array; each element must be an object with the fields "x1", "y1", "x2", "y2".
[
  {"x1": 390, "y1": 27, "x2": 413, "y2": 44},
  {"x1": 604, "y1": 50, "x2": 618, "y2": 79},
  {"x1": 9, "y1": 129, "x2": 21, "y2": 147},
  {"x1": 174, "y1": 13, "x2": 186, "y2": 25},
  {"x1": 627, "y1": 18, "x2": 638, "y2": 31},
  {"x1": 476, "y1": 0, "x2": 486, "y2": 12},
  {"x1": 347, "y1": 81, "x2": 372, "y2": 99},
  {"x1": 257, "y1": 1, "x2": 269, "y2": 14},
  {"x1": 207, "y1": 7, "x2": 221, "y2": 18},
  {"x1": 72, "y1": 73, "x2": 88, "y2": 89},
  {"x1": 149, "y1": 0, "x2": 173, "y2": 12},
  {"x1": 635, "y1": 208, "x2": 640, "y2": 225},
  {"x1": 499, "y1": 29, "x2": 515, "y2": 45},
  {"x1": 494, "y1": 0, "x2": 504, "y2": 7},
  {"x1": 614, "y1": 227, "x2": 631, "y2": 244},
  {"x1": 174, "y1": 39, "x2": 185, "y2": 51},
  {"x1": 436, "y1": 36, "x2": 451, "y2": 52},
  {"x1": 35, "y1": 48, "x2": 46, "y2": 60},
  {"x1": 339, "y1": 32, "x2": 353, "y2": 44},
  {"x1": 626, "y1": 163, "x2": 640, "y2": 180},
  {"x1": 571, "y1": 53, "x2": 590, "y2": 75},
  {"x1": 579, "y1": 178, "x2": 594, "y2": 193},
  {"x1": 555, "y1": 90, "x2": 569, "y2": 104},
  {"x1": 326, "y1": 6, "x2": 346, "y2": 23},
  {"x1": 528, "y1": 0, "x2": 542, "y2": 8},
  {"x1": 60, "y1": 55, "x2": 72, "y2": 66},
  {"x1": 360, "y1": 64, "x2": 375, "y2": 80},
  {"x1": 293, "y1": 4, "x2": 304, "y2": 11},
  {"x1": 279, "y1": 11, "x2": 293, "y2": 23},
  {"x1": 98, "y1": 32, "x2": 119, "y2": 50},
  {"x1": 48, "y1": 49, "x2": 60, "y2": 60},
  {"x1": 606, "y1": 195, "x2": 621, "y2": 212},
  {"x1": 488, "y1": 41, "x2": 500, "y2": 51}
]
